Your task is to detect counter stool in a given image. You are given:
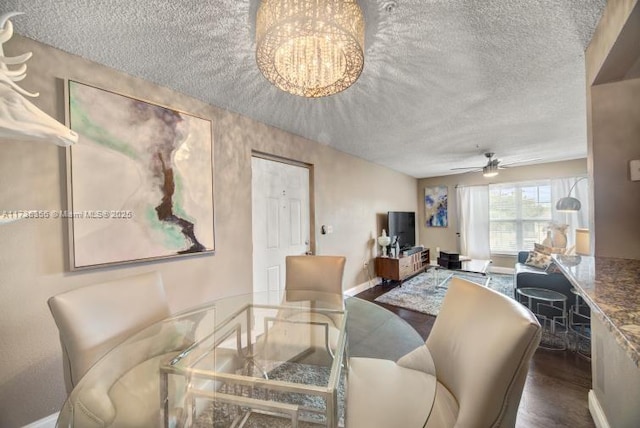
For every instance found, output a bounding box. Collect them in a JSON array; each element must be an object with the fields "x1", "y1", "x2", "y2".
[
  {"x1": 569, "y1": 288, "x2": 591, "y2": 360},
  {"x1": 516, "y1": 287, "x2": 568, "y2": 351}
]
